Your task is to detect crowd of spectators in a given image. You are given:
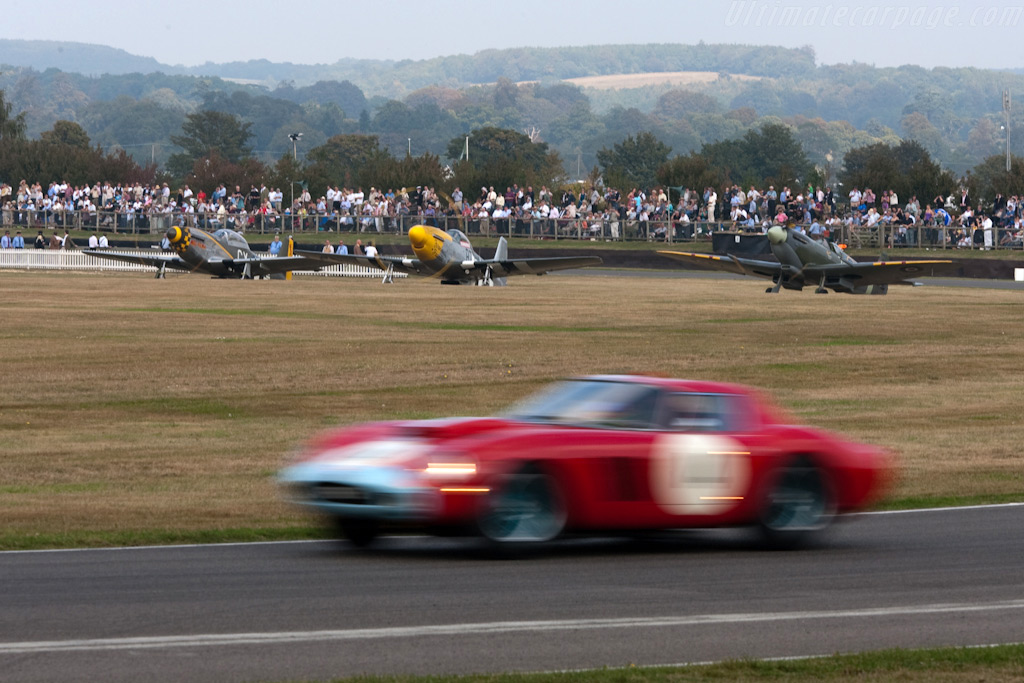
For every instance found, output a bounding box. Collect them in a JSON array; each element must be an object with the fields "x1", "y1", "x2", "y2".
[{"x1": 2, "y1": 176, "x2": 1022, "y2": 250}]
